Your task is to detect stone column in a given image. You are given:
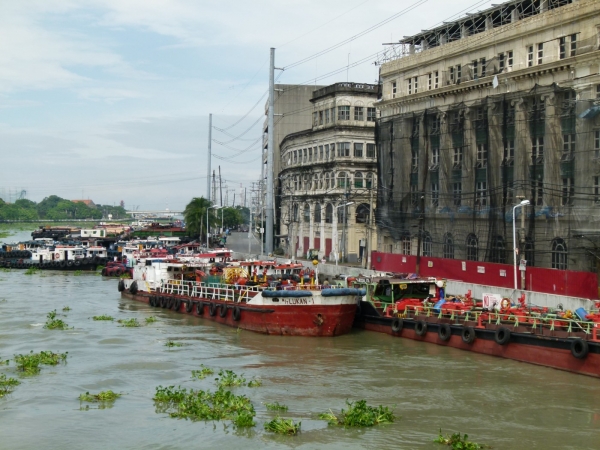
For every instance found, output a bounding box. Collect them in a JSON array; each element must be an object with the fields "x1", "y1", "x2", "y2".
[
  {"x1": 512, "y1": 98, "x2": 529, "y2": 199},
  {"x1": 543, "y1": 92, "x2": 561, "y2": 211},
  {"x1": 308, "y1": 202, "x2": 314, "y2": 251}
]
